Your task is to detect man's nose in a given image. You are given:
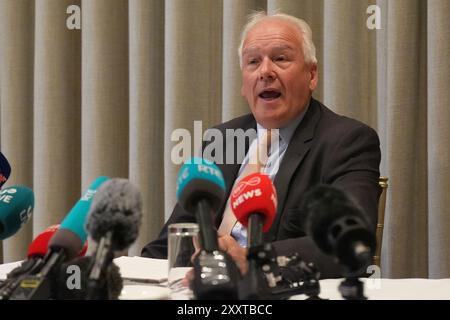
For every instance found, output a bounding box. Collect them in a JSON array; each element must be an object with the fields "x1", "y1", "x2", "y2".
[{"x1": 259, "y1": 58, "x2": 276, "y2": 81}]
